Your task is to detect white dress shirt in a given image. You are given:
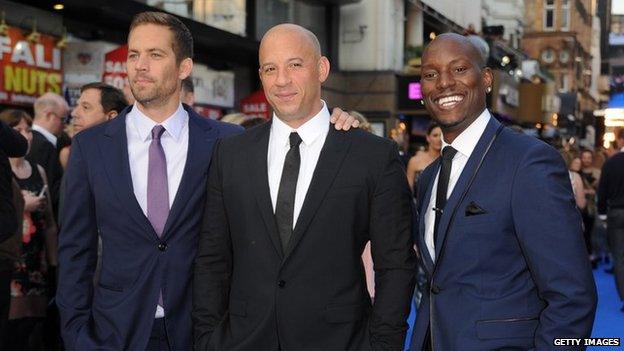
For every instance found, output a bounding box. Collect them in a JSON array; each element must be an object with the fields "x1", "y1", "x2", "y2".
[
  {"x1": 126, "y1": 103, "x2": 189, "y2": 318},
  {"x1": 32, "y1": 124, "x2": 57, "y2": 147},
  {"x1": 424, "y1": 109, "x2": 491, "y2": 261},
  {"x1": 268, "y1": 101, "x2": 330, "y2": 227}
]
